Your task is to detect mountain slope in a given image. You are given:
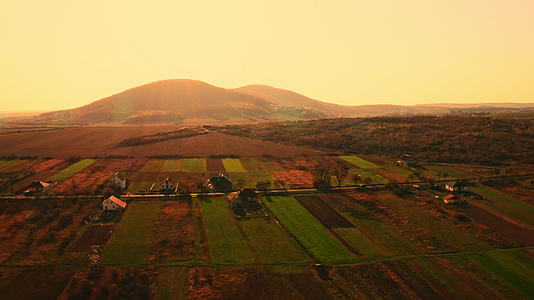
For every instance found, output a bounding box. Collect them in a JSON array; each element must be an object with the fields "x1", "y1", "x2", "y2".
[{"x1": 22, "y1": 79, "x2": 534, "y2": 125}]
